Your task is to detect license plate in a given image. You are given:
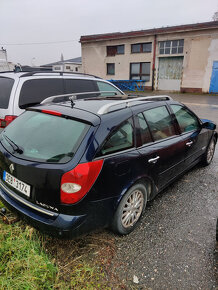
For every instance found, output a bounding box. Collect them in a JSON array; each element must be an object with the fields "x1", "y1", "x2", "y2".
[{"x1": 3, "y1": 171, "x2": 31, "y2": 197}]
